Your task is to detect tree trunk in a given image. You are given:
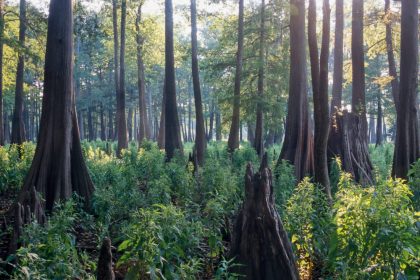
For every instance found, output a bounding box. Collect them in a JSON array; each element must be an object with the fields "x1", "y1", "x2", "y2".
[
  {"x1": 188, "y1": 82, "x2": 192, "y2": 142},
  {"x1": 248, "y1": 122, "x2": 255, "y2": 146},
  {"x1": 87, "y1": 107, "x2": 94, "y2": 141},
  {"x1": 227, "y1": 0, "x2": 244, "y2": 153},
  {"x1": 100, "y1": 103, "x2": 106, "y2": 141},
  {"x1": 136, "y1": 3, "x2": 150, "y2": 144},
  {"x1": 11, "y1": 0, "x2": 27, "y2": 145},
  {"x1": 127, "y1": 107, "x2": 133, "y2": 141},
  {"x1": 0, "y1": 0, "x2": 4, "y2": 146},
  {"x1": 351, "y1": 0, "x2": 367, "y2": 136},
  {"x1": 216, "y1": 108, "x2": 221, "y2": 141},
  {"x1": 229, "y1": 155, "x2": 299, "y2": 279},
  {"x1": 329, "y1": 110, "x2": 374, "y2": 185},
  {"x1": 369, "y1": 114, "x2": 376, "y2": 143},
  {"x1": 278, "y1": 0, "x2": 314, "y2": 181},
  {"x1": 308, "y1": 0, "x2": 331, "y2": 198},
  {"x1": 148, "y1": 83, "x2": 154, "y2": 139},
  {"x1": 208, "y1": 100, "x2": 214, "y2": 141},
  {"x1": 158, "y1": 85, "x2": 166, "y2": 149},
  {"x1": 164, "y1": 0, "x2": 183, "y2": 161},
  {"x1": 384, "y1": 0, "x2": 399, "y2": 111},
  {"x1": 116, "y1": 0, "x2": 128, "y2": 156},
  {"x1": 254, "y1": 0, "x2": 265, "y2": 158},
  {"x1": 78, "y1": 110, "x2": 84, "y2": 140},
  {"x1": 375, "y1": 92, "x2": 383, "y2": 147},
  {"x1": 330, "y1": 0, "x2": 343, "y2": 116},
  {"x1": 392, "y1": 0, "x2": 419, "y2": 179},
  {"x1": 19, "y1": 0, "x2": 94, "y2": 213},
  {"x1": 112, "y1": 0, "x2": 119, "y2": 122},
  {"x1": 191, "y1": 0, "x2": 206, "y2": 165}
]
